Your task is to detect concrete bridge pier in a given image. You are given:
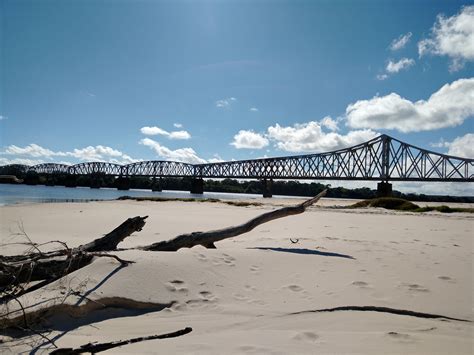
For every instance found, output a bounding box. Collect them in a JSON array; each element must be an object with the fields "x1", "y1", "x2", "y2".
[
  {"x1": 377, "y1": 181, "x2": 392, "y2": 197},
  {"x1": 151, "y1": 177, "x2": 162, "y2": 192},
  {"x1": 190, "y1": 177, "x2": 204, "y2": 194},
  {"x1": 115, "y1": 176, "x2": 130, "y2": 190},
  {"x1": 262, "y1": 178, "x2": 273, "y2": 198}
]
